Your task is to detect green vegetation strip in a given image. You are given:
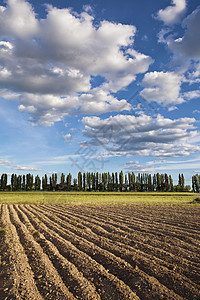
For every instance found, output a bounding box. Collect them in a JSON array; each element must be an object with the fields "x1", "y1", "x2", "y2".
[{"x1": 0, "y1": 192, "x2": 199, "y2": 206}]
